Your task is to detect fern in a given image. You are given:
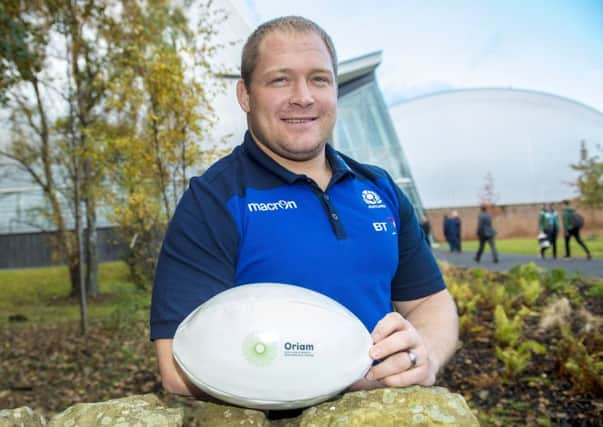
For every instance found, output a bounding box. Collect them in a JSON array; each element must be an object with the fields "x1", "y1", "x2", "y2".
[
  {"x1": 495, "y1": 340, "x2": 545, "y2": 382},
  {"x1": 520, "y1": 279, "x2": 544, "y2": 307},
  {"x1": 494, "y1": 305, "x2": 530, "y2": 347}
]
